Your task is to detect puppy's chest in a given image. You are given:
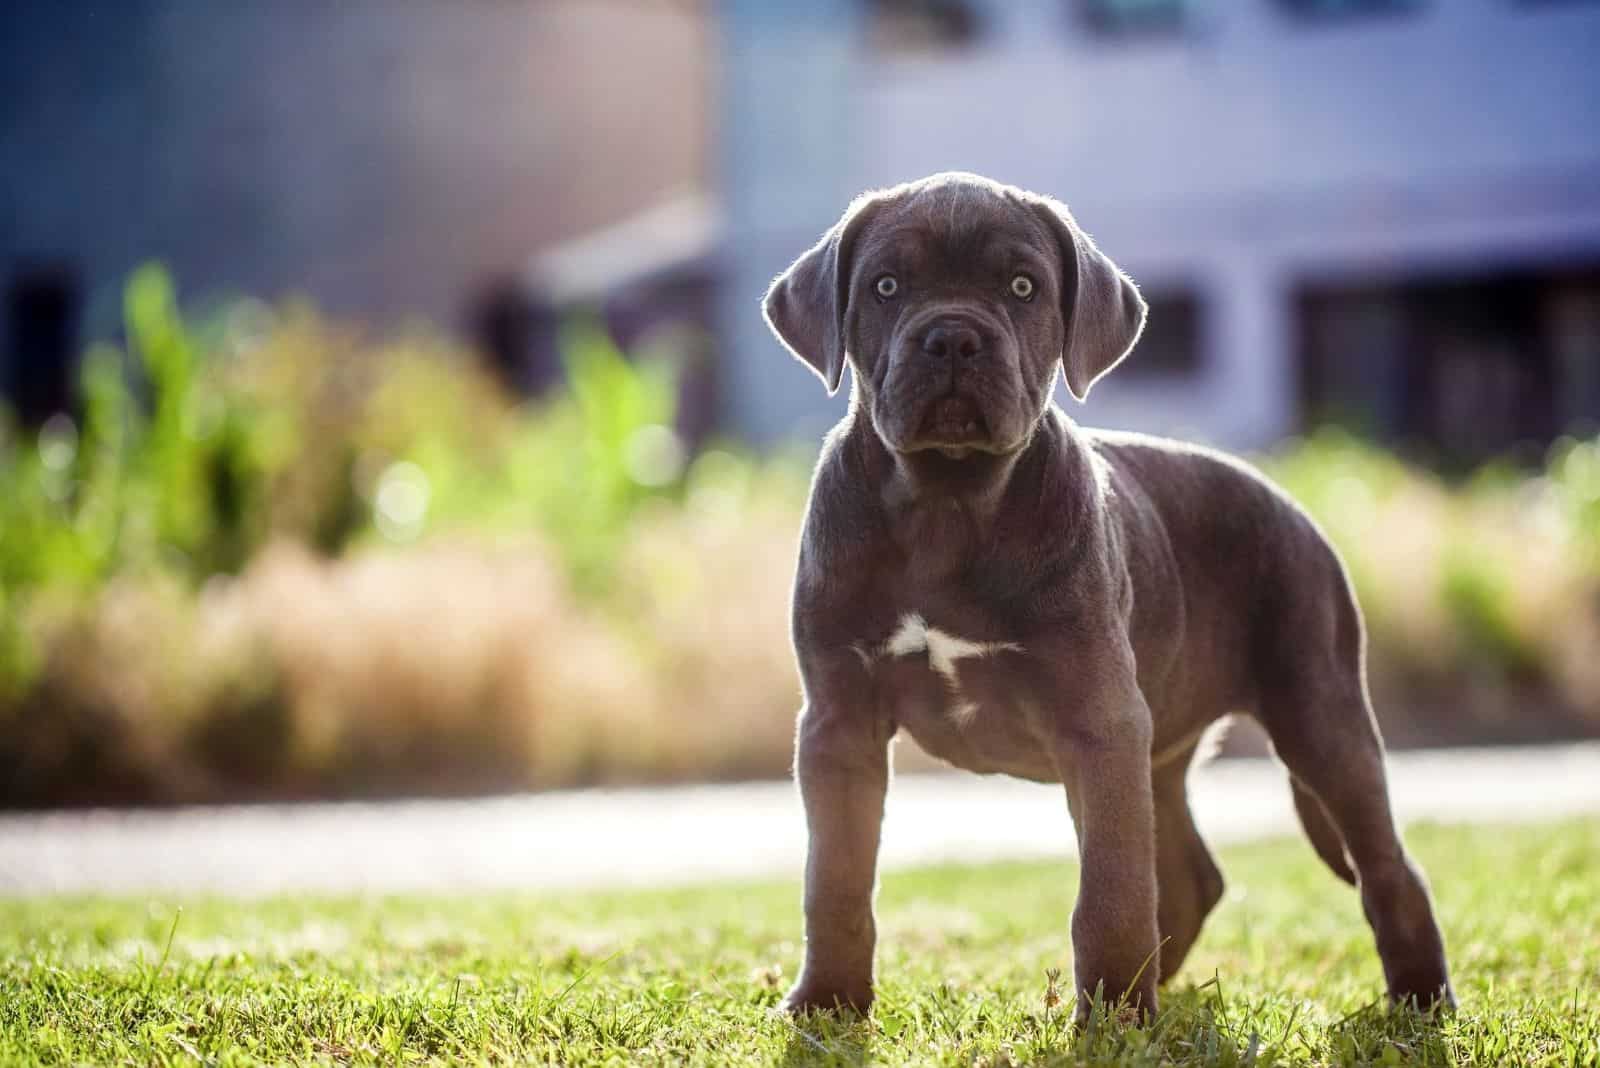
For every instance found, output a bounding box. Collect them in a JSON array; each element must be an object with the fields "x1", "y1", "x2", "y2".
[{"x1": 855, "y1": 612, "x2": 1055, "y2": 781}]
